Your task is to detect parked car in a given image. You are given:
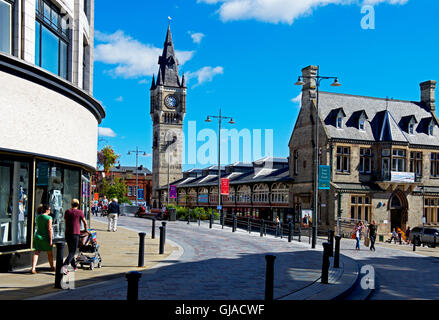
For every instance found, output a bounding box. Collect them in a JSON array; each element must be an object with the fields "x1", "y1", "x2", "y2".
[{"x1": 409, "y1": 226, "x2": 439, "y2": 247}]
